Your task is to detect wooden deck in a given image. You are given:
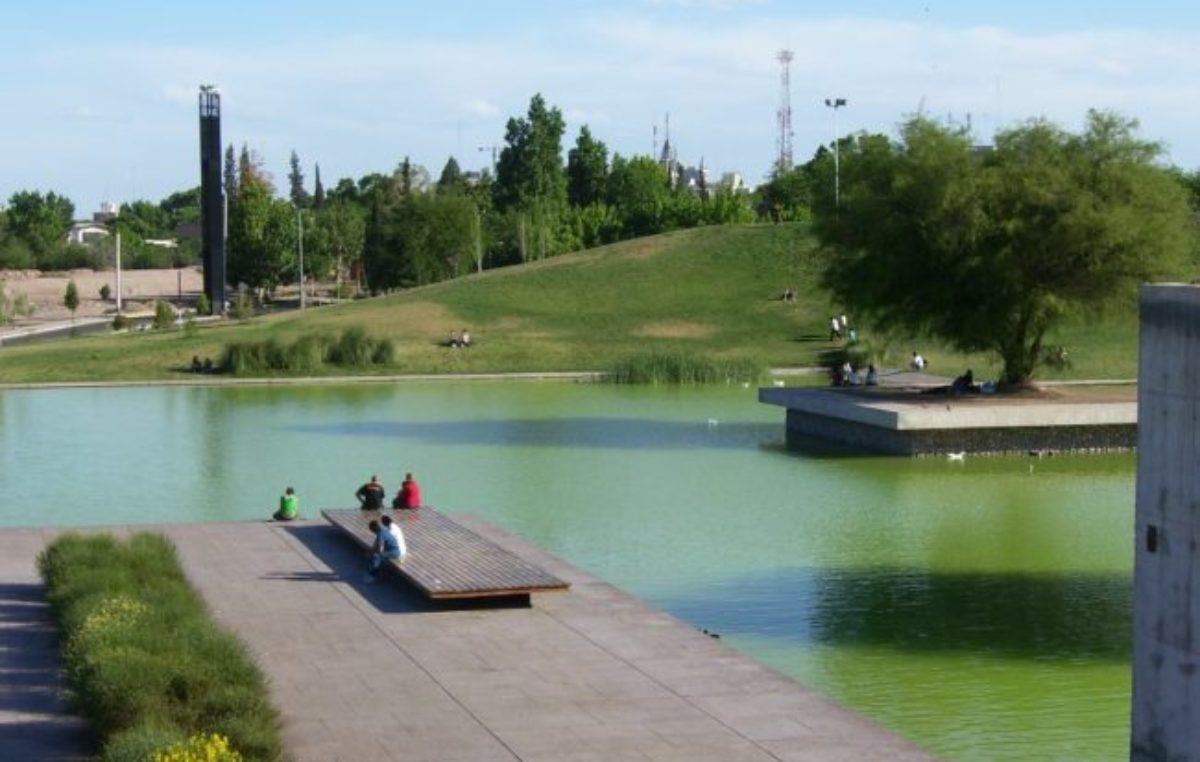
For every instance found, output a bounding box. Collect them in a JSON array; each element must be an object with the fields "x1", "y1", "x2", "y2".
[{"x1": 321, "y1": 508, "x2": 570, "y2": 600}]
